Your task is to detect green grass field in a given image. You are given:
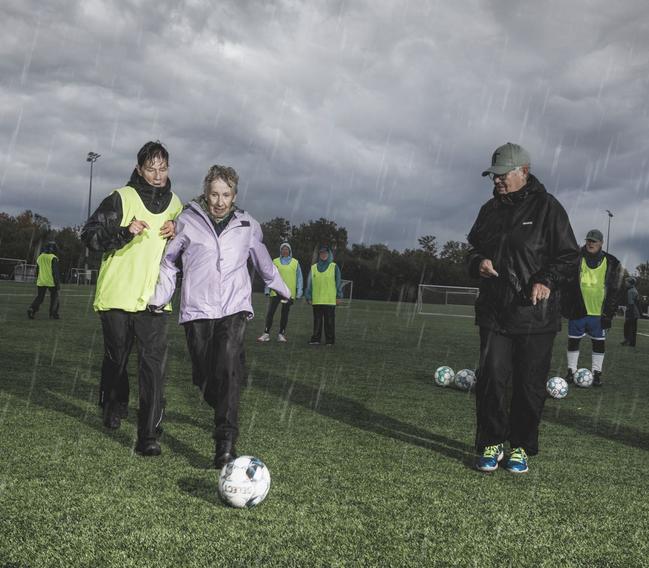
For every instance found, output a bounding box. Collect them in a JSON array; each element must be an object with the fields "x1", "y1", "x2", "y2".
[{"x1": 1, "y1": 281, "x2": 648, "y2": 567}]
